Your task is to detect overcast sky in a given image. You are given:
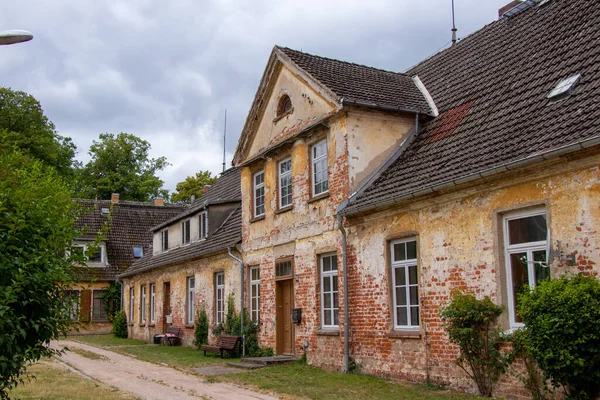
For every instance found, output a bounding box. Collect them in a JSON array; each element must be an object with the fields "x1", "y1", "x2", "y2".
[{"x1": 1, "y1": 0, "x2": 509, "y2": 193}]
